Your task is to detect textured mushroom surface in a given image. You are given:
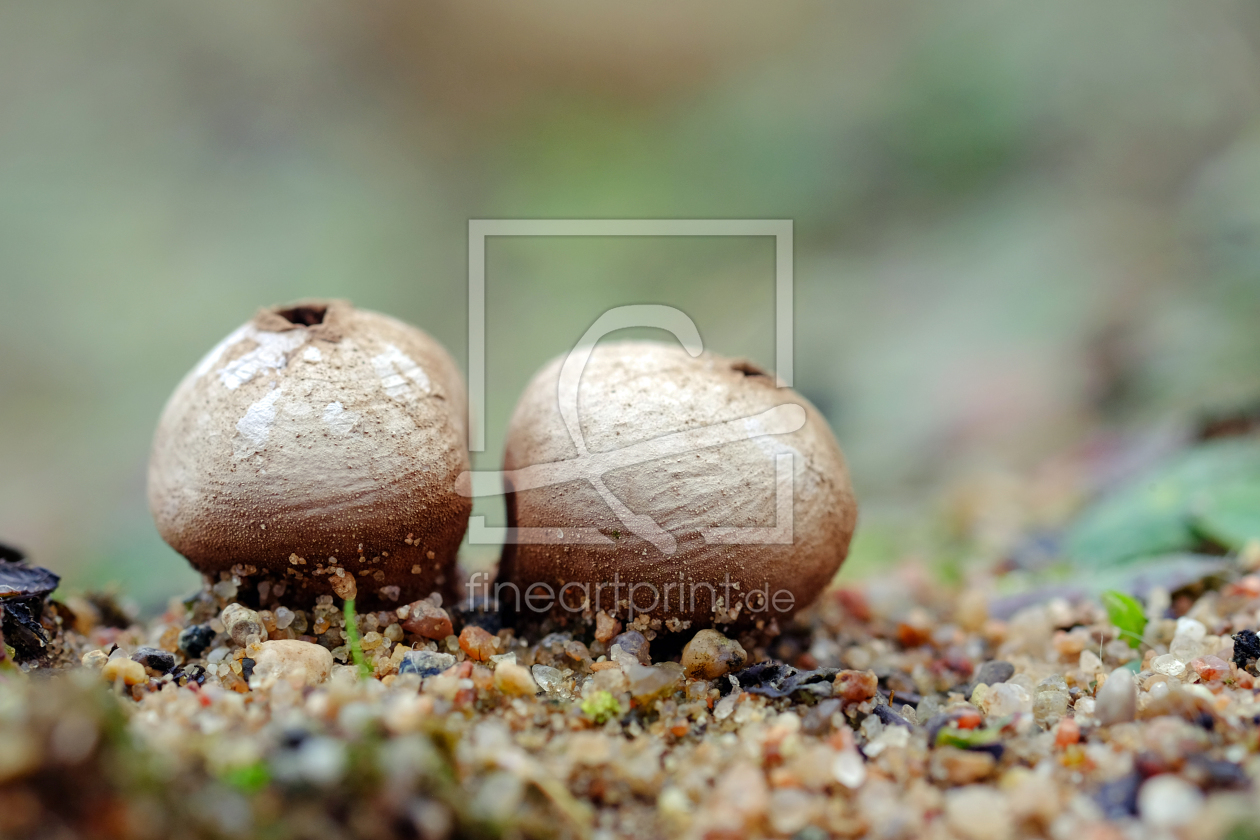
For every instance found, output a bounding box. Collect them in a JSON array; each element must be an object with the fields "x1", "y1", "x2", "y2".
[
  {"x1": 500, "y1": 341, "x2": 857, "y2": 633},
  {"x1": 148, "y1": 300, "x2": 470, "y2": 607}
]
